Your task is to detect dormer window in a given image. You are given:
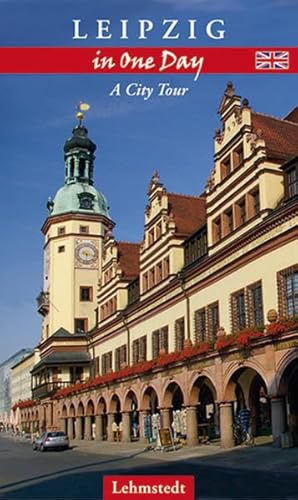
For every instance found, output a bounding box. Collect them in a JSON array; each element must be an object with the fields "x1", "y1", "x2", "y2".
[{"x1": 77, "y1": 192, "x2": 95, "y2": 210}]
